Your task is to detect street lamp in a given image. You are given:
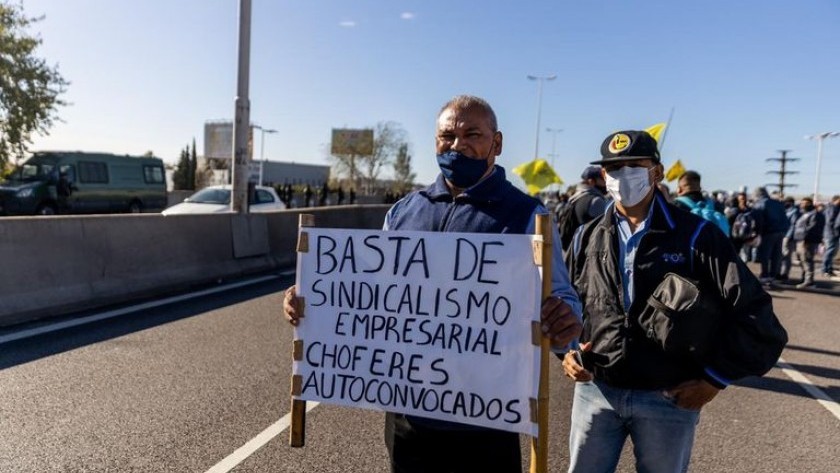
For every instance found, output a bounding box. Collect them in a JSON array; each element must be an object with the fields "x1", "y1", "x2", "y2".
[
  {"x1": 252, "y1": 124, "x2": 277, "y2": 187},
  {"x1": 527, "y1": 74, "x2": 556, "y2": 160},
  {"x1": 545, "y1": 127, "x2": 563, "y2": 171},
  {"x1": 805, "y1": 131, "x2": 840, "y2": 203}
]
